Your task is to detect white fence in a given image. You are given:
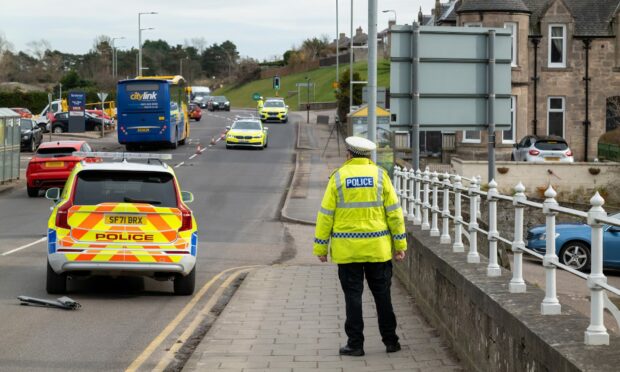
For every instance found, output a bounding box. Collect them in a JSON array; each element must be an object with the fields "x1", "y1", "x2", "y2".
[{"x1": 393, "y1": 166, "x2": 620, "y2": 346}]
